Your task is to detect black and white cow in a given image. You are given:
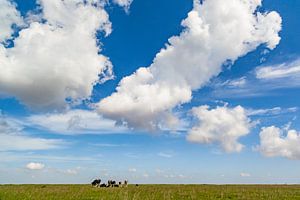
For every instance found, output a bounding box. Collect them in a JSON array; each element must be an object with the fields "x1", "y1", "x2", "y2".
[{"x1": 91, "y1": 179, "x2": 101, "y2": 187}]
